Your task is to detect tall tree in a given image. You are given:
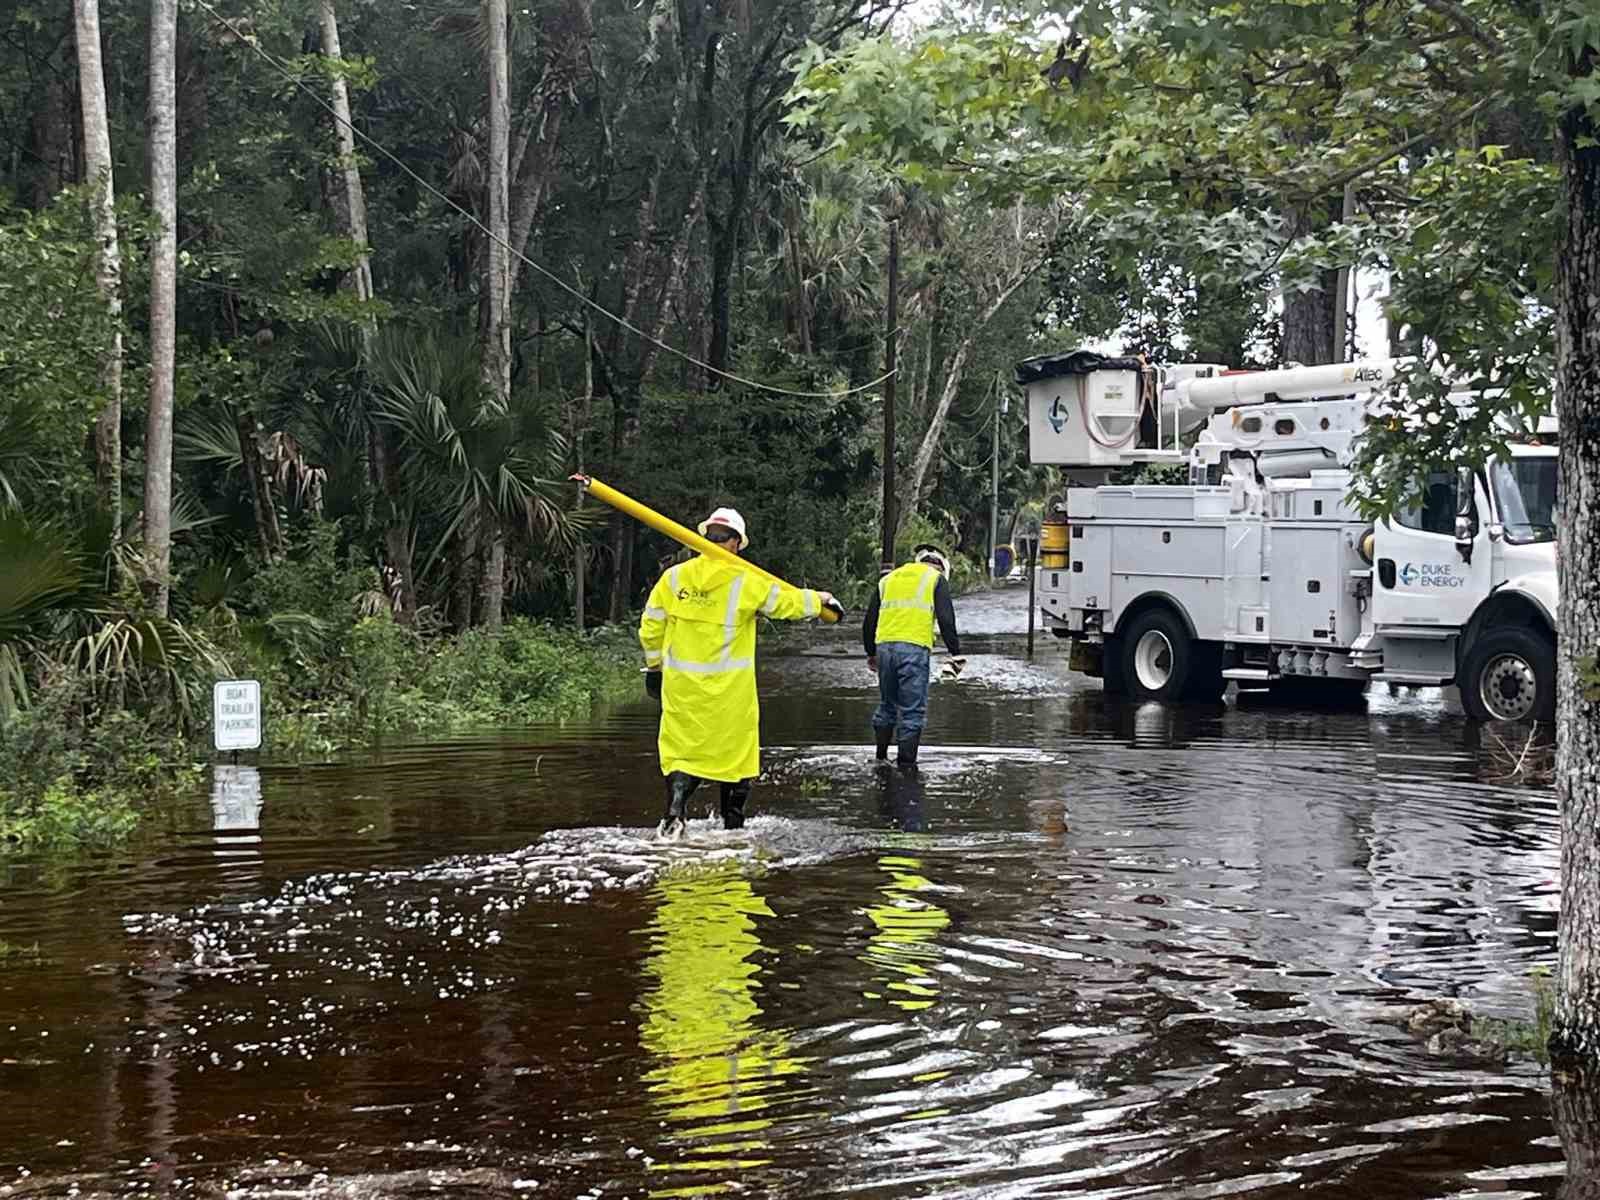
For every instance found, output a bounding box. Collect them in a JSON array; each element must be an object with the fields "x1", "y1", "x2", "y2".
[
  {"x1": 901, "y1": 203, "x2": 1054, "y2": 520},
  {"x1": 145, "y1": 0, "x2": 178, "y2": 616},
  {"x1": 1553, "y1": 29, "x2": 1600, "y2": 1076},
  {"x1": 73, "y1": 0, "x2": 123, "y2": 531},
  {"x1": 317, "y1": 0, "x2": 418, "y2": 623},
  {"x1": 479, "y1": 0, "x2": 512, "y2": 630}
]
